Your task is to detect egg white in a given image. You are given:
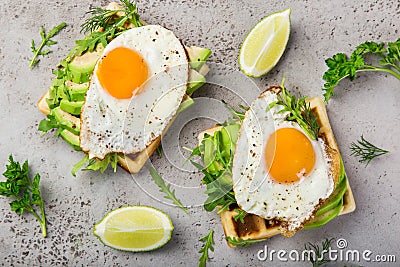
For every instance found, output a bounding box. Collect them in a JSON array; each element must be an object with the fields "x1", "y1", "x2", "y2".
[
  {"x1": 232, "y1": 90, "x2": 334, "y2": 232},
  {"x1": 80, "y1": 25, "x2": 189, "y2": 159}
]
